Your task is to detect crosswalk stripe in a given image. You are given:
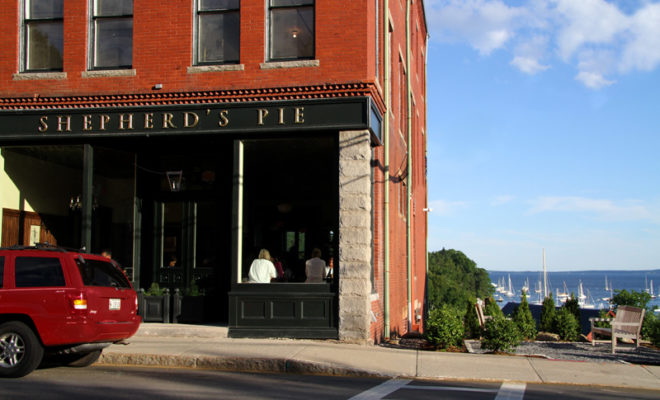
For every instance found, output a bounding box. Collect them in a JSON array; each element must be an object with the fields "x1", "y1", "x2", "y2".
[
  {"x1": 494, "y1": 382, "x2": 527, "y2": 400},
  {"x1": 348, "y1": 378, "x2": 413, "y2": 400}
]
